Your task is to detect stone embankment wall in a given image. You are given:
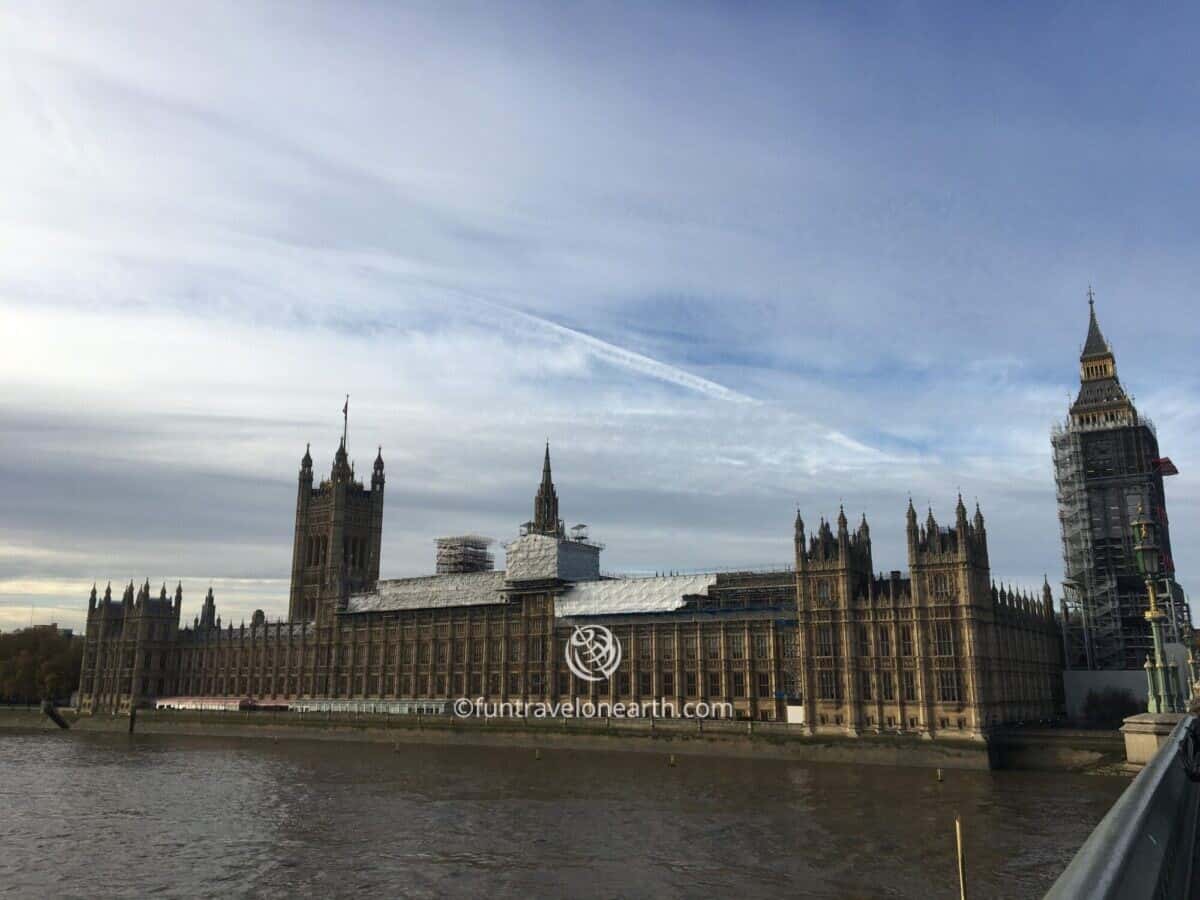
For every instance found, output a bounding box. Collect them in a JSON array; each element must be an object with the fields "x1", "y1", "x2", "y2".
[
  {"x1": 0, "y1": 707, "x2": 1127, "y2": 773},
  {"x1": 990, "y1": 727, "x2": 1127, "y2": 772}
]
